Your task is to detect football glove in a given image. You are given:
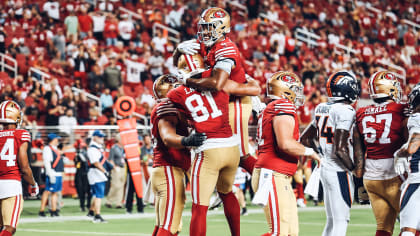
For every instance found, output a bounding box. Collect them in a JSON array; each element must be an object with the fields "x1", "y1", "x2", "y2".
[
  {"x1": 181, "y1": 132, "x2": 207, "y2": 147},
  {"x1": 251, "y1": 96, "x2": 266, "y2": 114},
  {"x1": 394, "y1": 157, "x2": 409, "y2": 175},
  {"x1": 29, "y1": 183, "x2": 39, "y2": 197},
  {"x1": 357, "y1": 186, "x2": 370, "y2": 205},
  {"x1": 173, "y1": 70, "x2": 190, "y2": 85},
  {"x1": 177, "y1": 39, "x2": 201, "y2": 55}
]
